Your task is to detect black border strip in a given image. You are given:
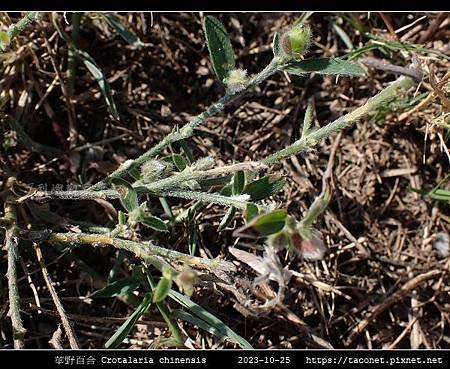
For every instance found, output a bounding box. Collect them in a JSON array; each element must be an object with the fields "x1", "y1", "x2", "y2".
[
  {"x1": 1, "y1": 0, "x2": 450, "y2": 12},
  {"x1": 1, "y1": 349, "x2": 450, "y2": 369}
]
